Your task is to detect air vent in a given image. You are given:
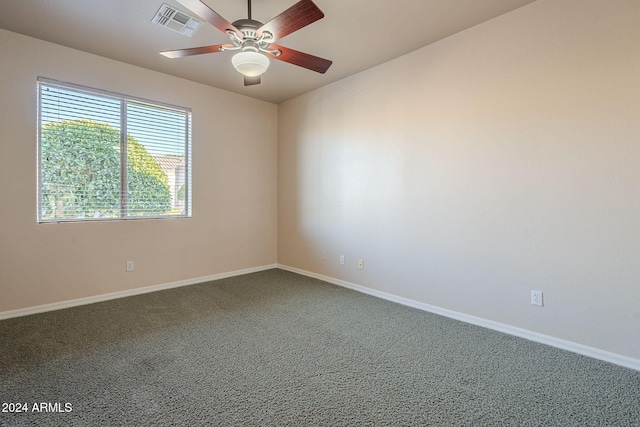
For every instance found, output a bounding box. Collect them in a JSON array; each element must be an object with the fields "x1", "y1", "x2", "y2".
[{"x1": 152, "y1": 3, "x2": 202, "y2": 37}]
